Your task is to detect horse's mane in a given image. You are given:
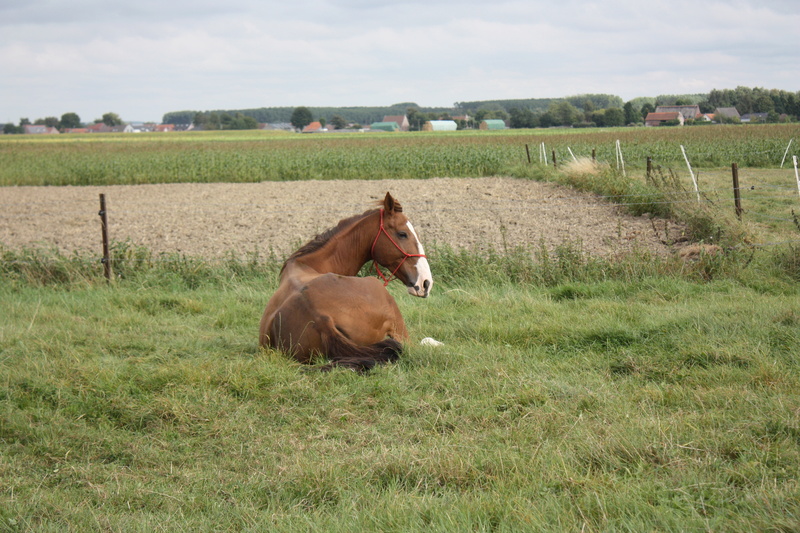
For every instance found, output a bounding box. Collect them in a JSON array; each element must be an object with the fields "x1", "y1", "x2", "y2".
[{"x1": 281, "y1": 208, "x2": 379, "y2": 271}]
